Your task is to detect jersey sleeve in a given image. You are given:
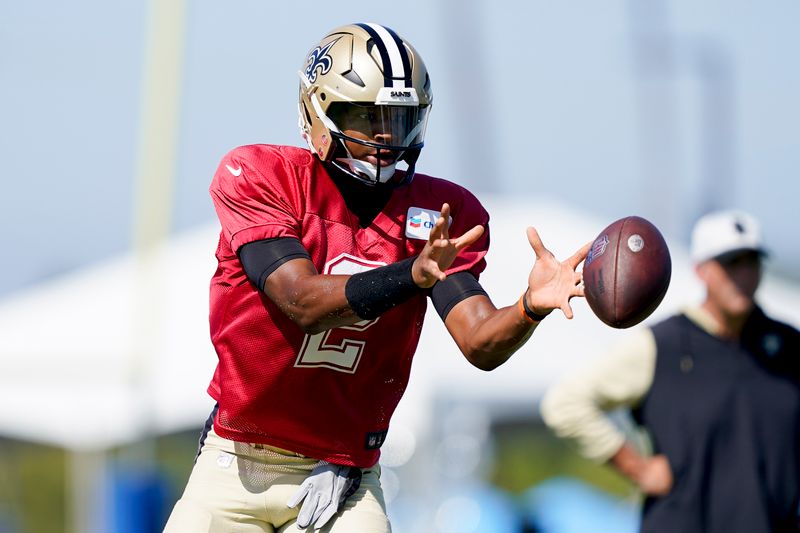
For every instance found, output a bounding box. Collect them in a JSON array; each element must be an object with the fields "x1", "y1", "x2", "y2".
[
  {"x1": 209, "y1": 146, "x2": 305, "y2": 253},
  {"x1": 445, "y1": 186, "x2": 490, "y2": 279}
]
